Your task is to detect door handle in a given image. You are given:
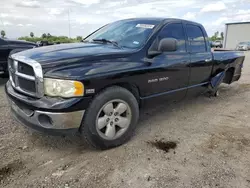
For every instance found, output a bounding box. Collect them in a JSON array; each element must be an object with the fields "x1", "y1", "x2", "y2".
[{"x1": 205, "y1": 58, "x2": 212, "y2": 63}]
